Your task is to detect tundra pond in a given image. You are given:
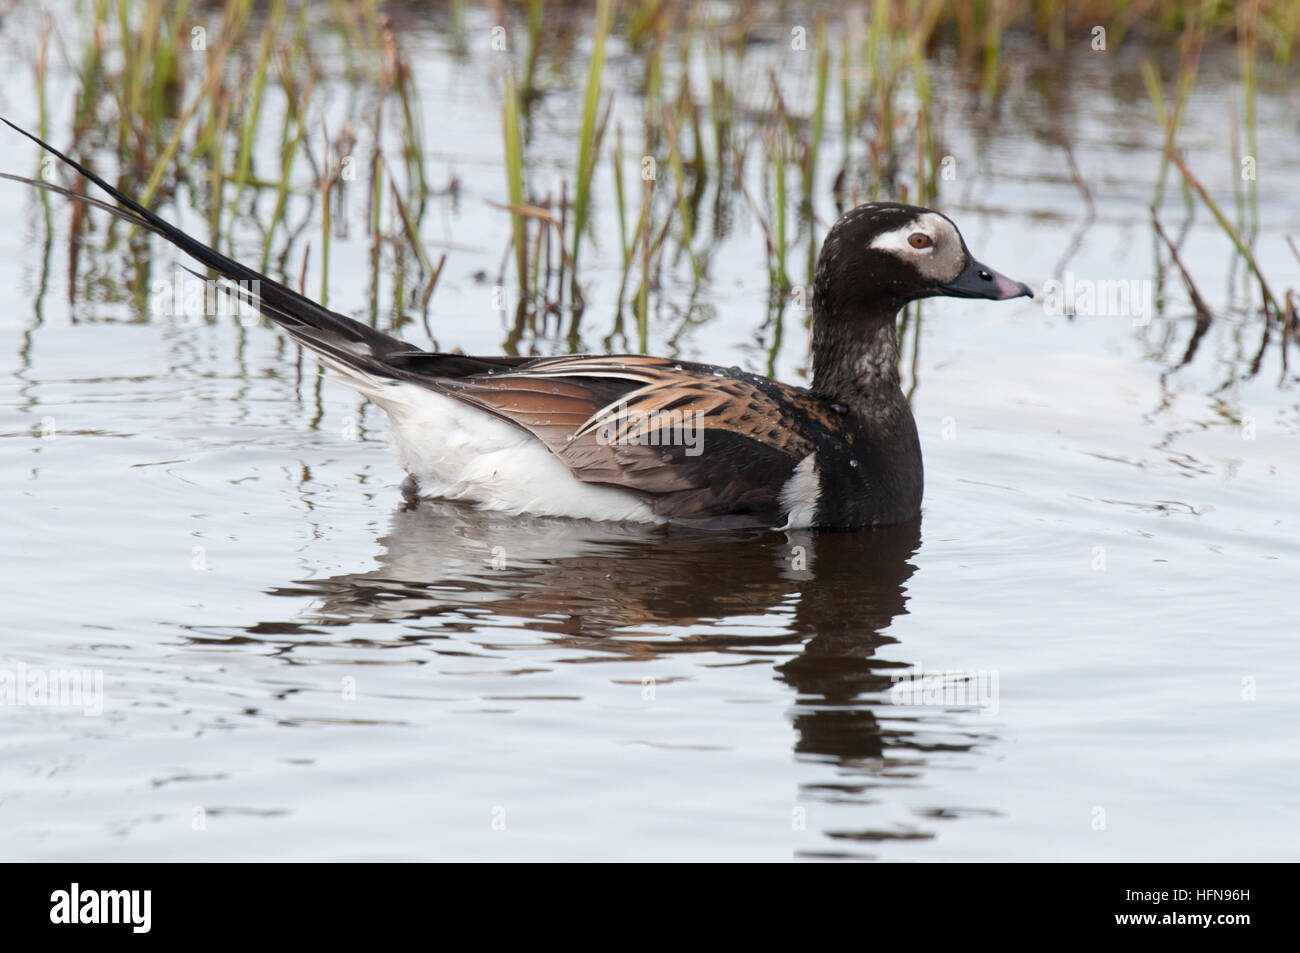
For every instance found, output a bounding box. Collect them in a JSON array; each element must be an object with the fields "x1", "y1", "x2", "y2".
[{"x1": 0, "y1": 1, "x2": 1297, "y2": 860}]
